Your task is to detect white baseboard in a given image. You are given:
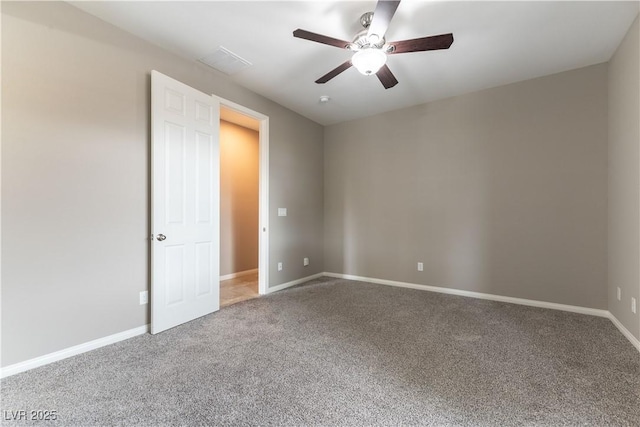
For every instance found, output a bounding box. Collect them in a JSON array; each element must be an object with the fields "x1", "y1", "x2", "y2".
[
  {"x1": 324, "y1": 272, "x2": 609, "y2": 317},
  {"x1": 608, "y1": 313, "x2": 640, "y2": 352},
  {"x1": 0, "y1": 324, "x2": 149, "y2": 379},
  {"x1": 4, "y1": 274, "x2": 637, "y2": 379},
  {"x1": 266, "y1": 272, "x2": 324, "y2": 294},
  {"x1": 324, "y1": 272, "x2": 640, "y2": 352},
  {"x1": 0, "y1": 271, "x2": 317, "y2": 378},
  {"x1": 220, "y1": 268, "x2": 258, "y2": 282}
]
